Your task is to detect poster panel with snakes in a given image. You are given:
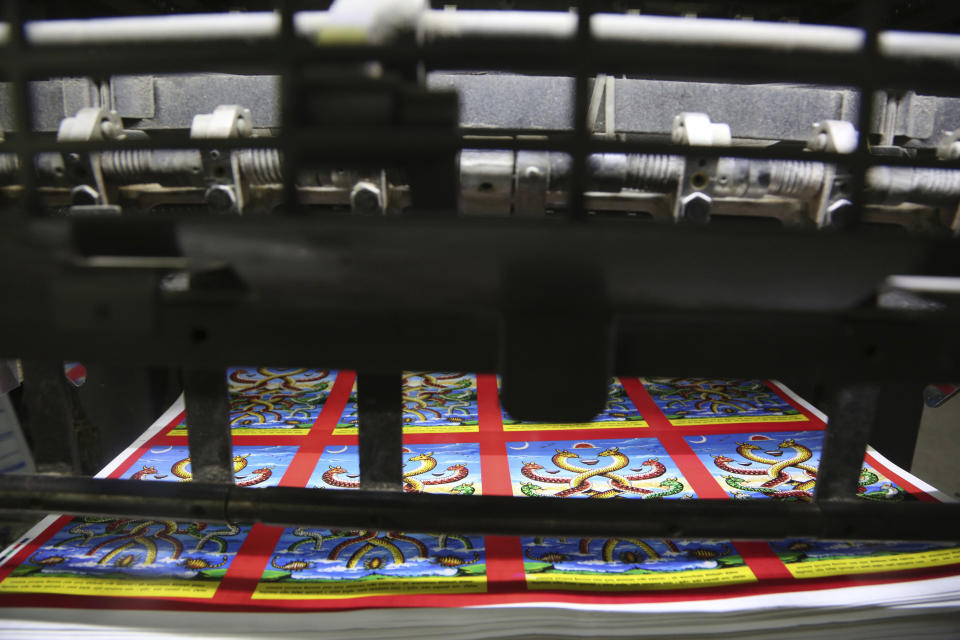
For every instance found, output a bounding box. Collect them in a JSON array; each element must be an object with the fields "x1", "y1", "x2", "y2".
[
  {"x1": 333, "y1": 372, "x2": 480, "y2": 435},
  {"x1": 1, "y1": 369, "x2": 959, "y2": 613}
]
